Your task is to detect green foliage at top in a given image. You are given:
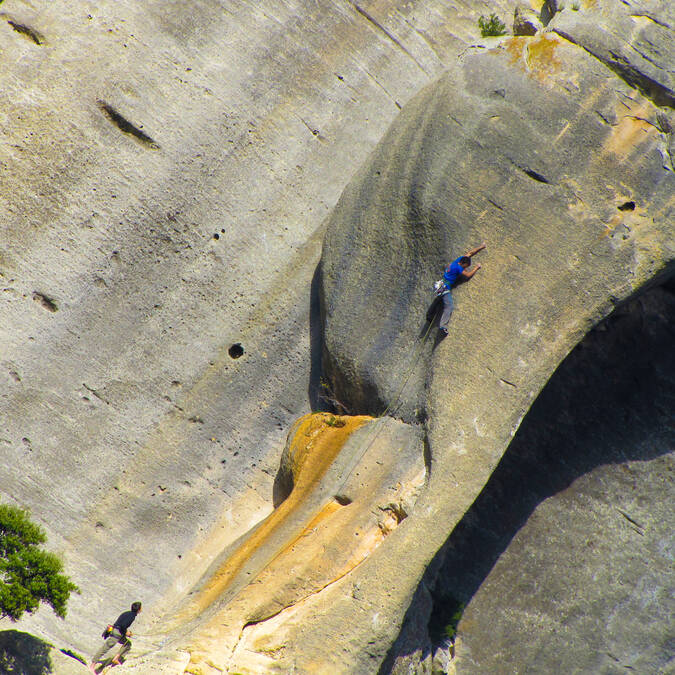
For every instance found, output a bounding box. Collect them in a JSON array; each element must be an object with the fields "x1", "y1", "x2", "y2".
[
  {"x1": 0, "y1": 504, "x2": 79, "y2": 621},
  {"x1": 443, "y1": 602, "x2": 466, "y2": 640},
  {"x1": 478, "y1": 13, "x2": 507, "y2": 37},
  {"x1": 428, "y1": 592, "x2": 466, "y2": 645}
]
